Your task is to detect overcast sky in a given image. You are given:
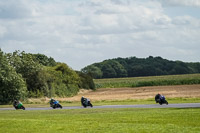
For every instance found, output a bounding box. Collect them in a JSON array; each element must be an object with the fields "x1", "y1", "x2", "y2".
[{"x1": 0, "y1": 0, "x2": 200, "y2": 70}]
